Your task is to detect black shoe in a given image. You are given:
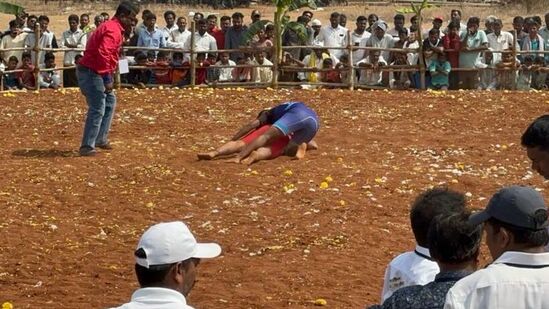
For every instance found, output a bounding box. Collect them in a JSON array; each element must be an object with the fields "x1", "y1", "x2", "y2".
[
  {"x1": 79, "y1": 147, "x2": 97, "y2": 157},
  {"x1": 96, "y1": 142, "x2": 113, "y2": 150}
]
